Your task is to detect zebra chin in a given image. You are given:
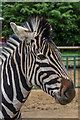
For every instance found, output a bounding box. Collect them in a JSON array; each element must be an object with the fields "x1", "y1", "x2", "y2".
[{"x1": 54, "y1": 93, "x2": 75, "y2": 105}]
